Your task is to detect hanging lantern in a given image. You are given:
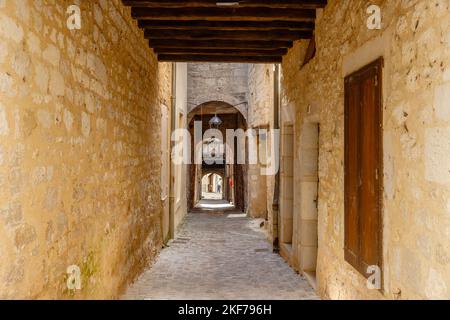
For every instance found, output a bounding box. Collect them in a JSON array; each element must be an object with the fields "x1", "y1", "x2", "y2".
[{"x1": 209, "y1": 114, "x2": 222, "y2": 128}]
